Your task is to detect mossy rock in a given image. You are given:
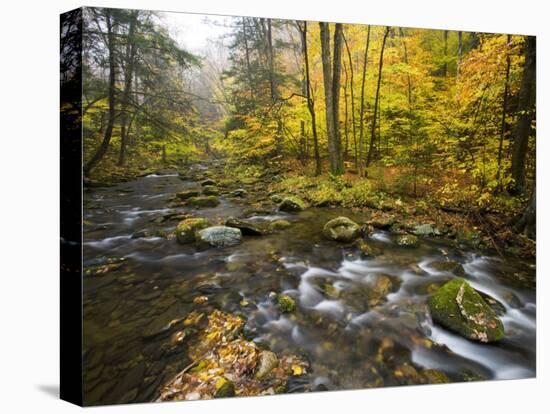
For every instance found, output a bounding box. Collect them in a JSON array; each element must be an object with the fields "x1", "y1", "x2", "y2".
[
  {"x1": 396, "y1": 234, "x2": 418, "y2": 247},
  {"x1": 278, "y1": 196, "x2": 306, "y2": 212},
  {"x1": 277, "y1": 294, "x2": 296, "y2": 313},
  {"x1": 412, "y1": 224, "x2": 442, "y2": 237},
  {"x1": 354, "y1": 239, "x2": 381, "y2": 258},
  {"x1": 176, "y1": 189, "x2": 201, "y2": 200},
  {"x1": 231, "y1": 189, "x2": 247, "y2": 198},
  {"x1": 201, "y1": 179, "x2": 217, "y2": 187},
  {"x1": 202, "y1": 185, "x2": 220, "y2": 196},
  {"x1": 269, "y1": 219, "x2": 291, "y2": 231},
  {"x1": 322, "y1": 216, "x2": 361, "y2": 242},
  {"x1": 186, "y1": 195, "x2": 220, "y2": 208},
  {"x1": 428, "y1": 278, "x2": 505, "y2": 343},
  {"x1": 423, "y1": 369, "x2": 450, "y2": 384},
  {"x1": 176, "y1": 218, "x2": 211, "y2": 244},
  {"x1": 270, "y1": 194, "x2": 283, "y2": 204}
]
